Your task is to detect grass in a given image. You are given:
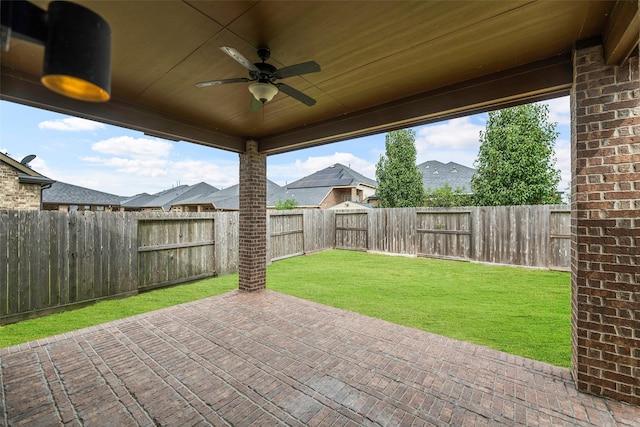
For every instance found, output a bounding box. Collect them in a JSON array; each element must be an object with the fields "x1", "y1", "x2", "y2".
[
  {"x1": 1, "y1": 250, "x2": 571, "y2": 367},
  {"x1": 0, "y1": 279, "x2": 237, "y2": 348},
  {"x1": 267, "y1": 250, "x2": 571, "y2": 367}
]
